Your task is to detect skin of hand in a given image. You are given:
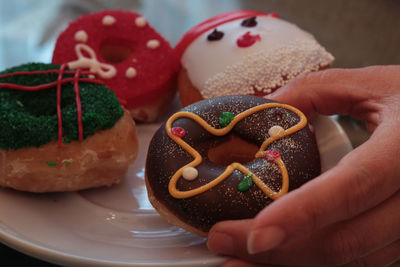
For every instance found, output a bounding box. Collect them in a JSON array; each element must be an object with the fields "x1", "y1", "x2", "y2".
[{"x1": 206, "y1": 66, "x2": 400, "y2": 266}]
